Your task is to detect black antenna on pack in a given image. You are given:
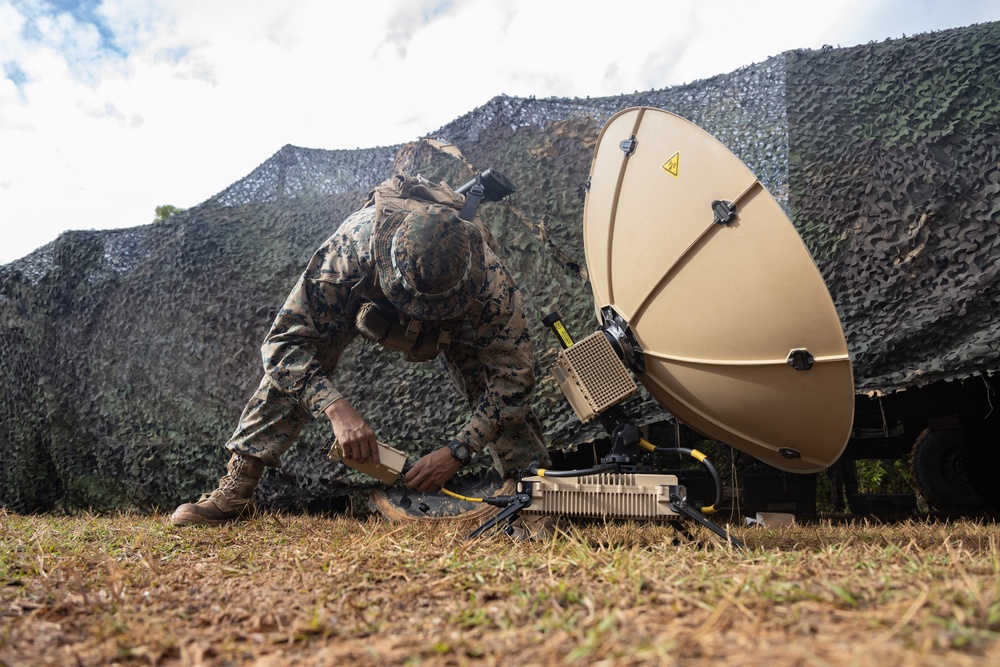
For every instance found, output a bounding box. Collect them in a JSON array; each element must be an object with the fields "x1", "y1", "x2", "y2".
[{"x1": 456, "y1": 168, "x2": 516, "y2": 221}]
